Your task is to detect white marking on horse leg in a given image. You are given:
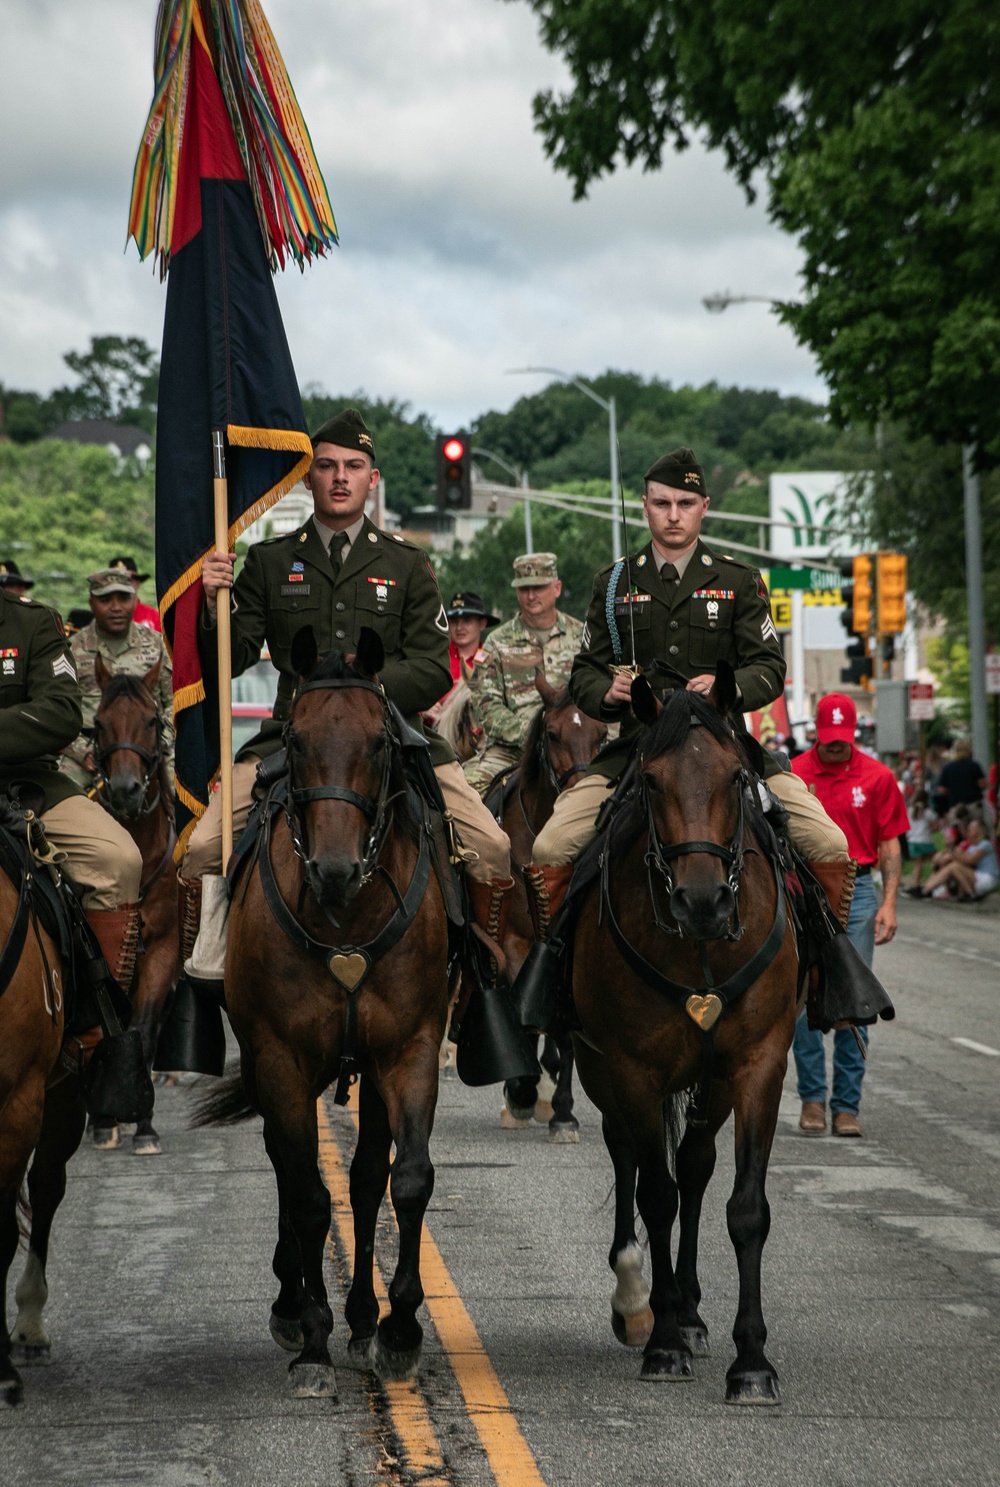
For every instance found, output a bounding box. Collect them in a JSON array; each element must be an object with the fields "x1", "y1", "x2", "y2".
[
  {"x1": 13, "y1": 1252, "x2": 50, "y2": 1348},
  {"x1": 611, "y1": 1242, "x2": 649, "y2": 1317}
]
